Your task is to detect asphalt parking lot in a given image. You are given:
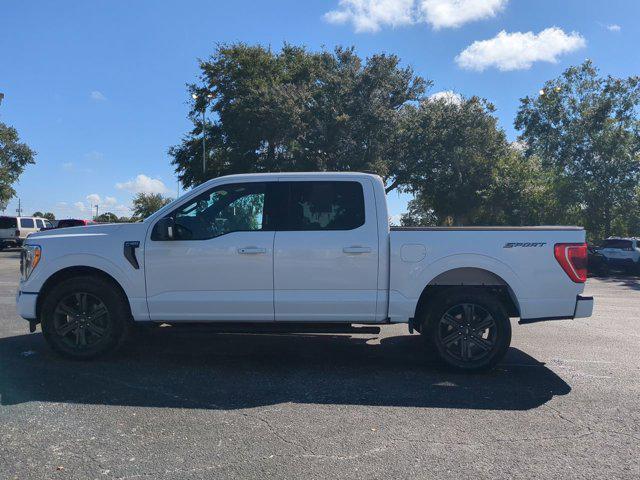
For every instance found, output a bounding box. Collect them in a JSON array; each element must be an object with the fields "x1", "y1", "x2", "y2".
[{"x1": 0, "y1": 251, "x2": 638, "y2": 480}]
